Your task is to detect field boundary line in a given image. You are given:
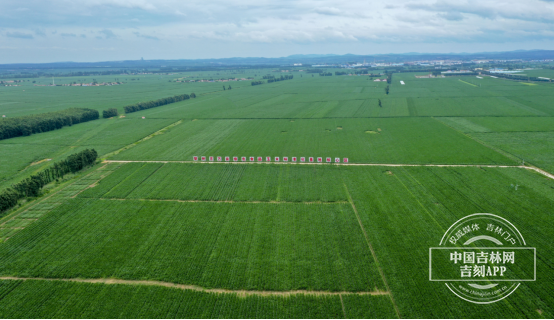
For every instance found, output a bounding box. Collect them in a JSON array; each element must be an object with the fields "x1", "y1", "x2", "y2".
[
  {"x1": 432, "y1": 117, "x2": 522, "y2": 162},
  {"x1": 0, "y1": 277, "x2": 389, "y2": 298},
  {"x1": 0, "y1": 163, "x2": 111, "y2": 237},
  {"x1": 101, "y1": 120, "x2": 183, "y2": 160},
  {"x1": 339, "y1": 294, "x2": 347, "y2": 318},
  {"x1": 120, "y1": 163, "x2": 166, "y2": 198},
  {"x1": 0, "y1": 174, "x2": 83, "y2": 225},
  {"x1": 343, "y1": 184, "x2": 401, "y2": 318},
  {"x1": 70, "y1": 163, "x2": 114, "y2": 198},
  {"x1": 525, "y1": 165, "x2": 554, "y2": 180},
  {"x1": 96, "y1": 198, "x2": 348, "y2": 205},
  {"x1": 433, "y1": 117, "x2": 554, "y2": 179},
  {"x1": 9, "y1": 119, "x2": 118, "y2": 181},
  {"x1": 104, "y1": 160, "x2": 521, "y2": 168},
  {"x1": 103, "y1": 160, "x2": 554, "y2": 180}
]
